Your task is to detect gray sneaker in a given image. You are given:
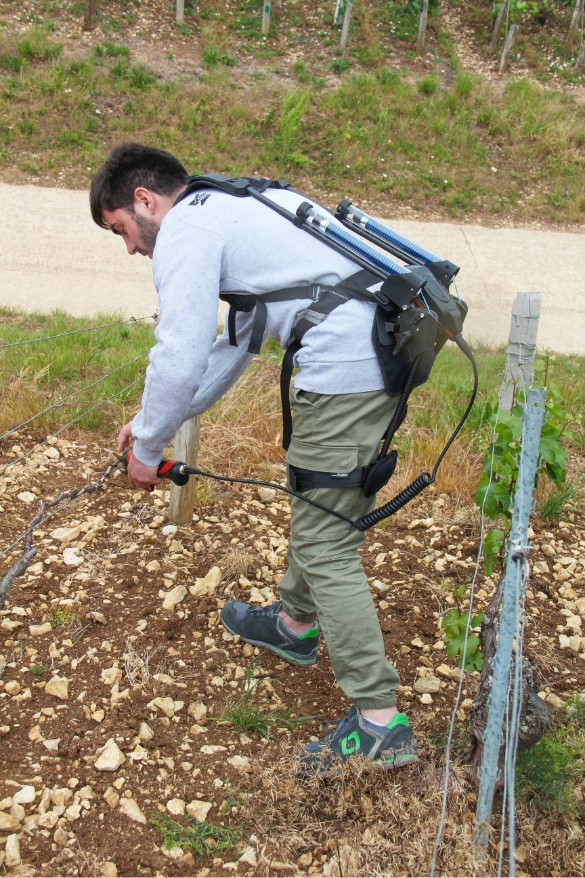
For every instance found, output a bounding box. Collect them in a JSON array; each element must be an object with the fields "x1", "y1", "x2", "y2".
[
  {"x1": 220, "y1": 600, "x2": 319, "y2": 666},
  {"x1": 298, "y1": 706, "x2": 418, "y2": 777}
]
